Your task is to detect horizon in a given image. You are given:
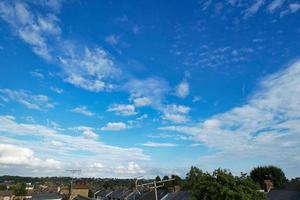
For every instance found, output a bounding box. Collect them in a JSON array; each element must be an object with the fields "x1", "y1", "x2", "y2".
[{"x1": 0, "y1": 0, "x2": 300, "y2": 179}]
